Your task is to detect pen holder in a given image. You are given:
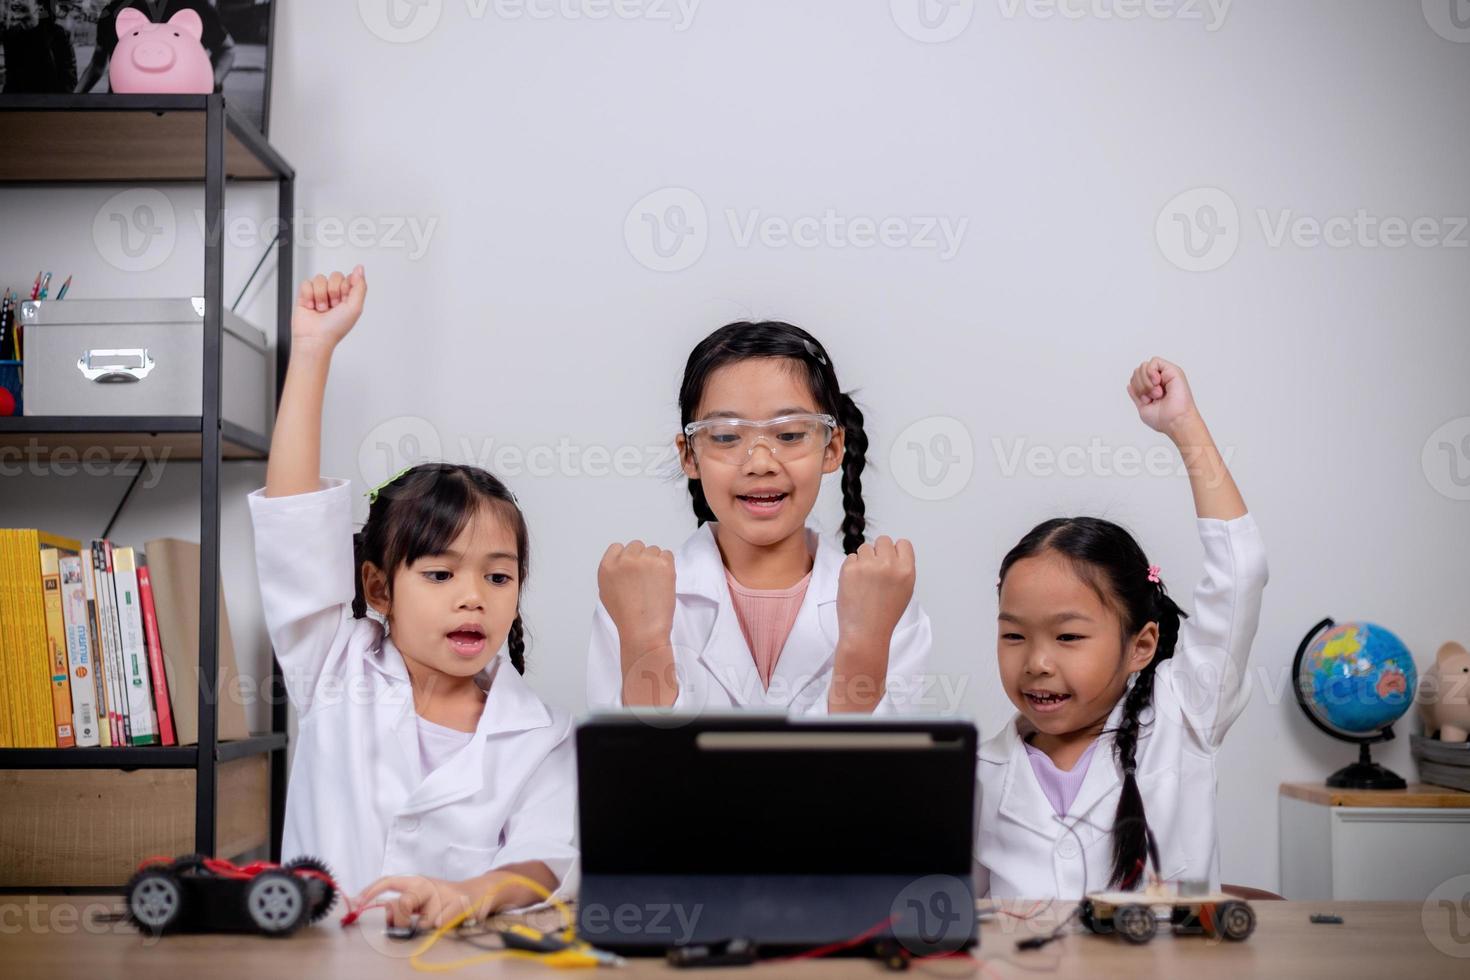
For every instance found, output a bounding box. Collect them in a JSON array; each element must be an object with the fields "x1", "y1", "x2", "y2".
[{"x1": 0, "y1": 361, "x2": 22, "y2": 416}]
